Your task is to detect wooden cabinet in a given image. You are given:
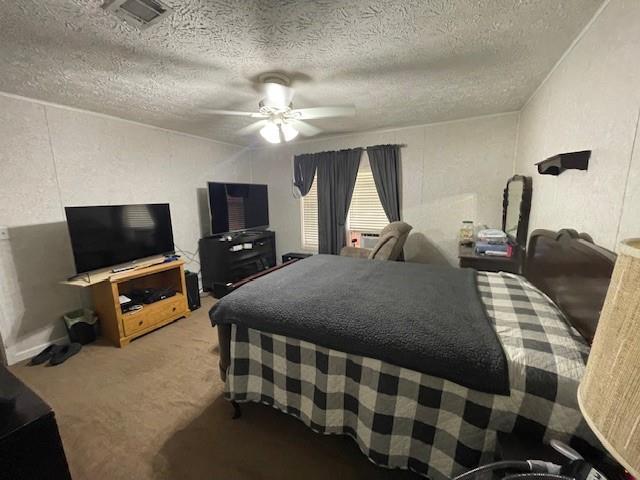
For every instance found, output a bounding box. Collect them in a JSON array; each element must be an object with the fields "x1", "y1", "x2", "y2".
[{"x1": 91, "y1": 260, "x2": 190, "y2": 347}]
